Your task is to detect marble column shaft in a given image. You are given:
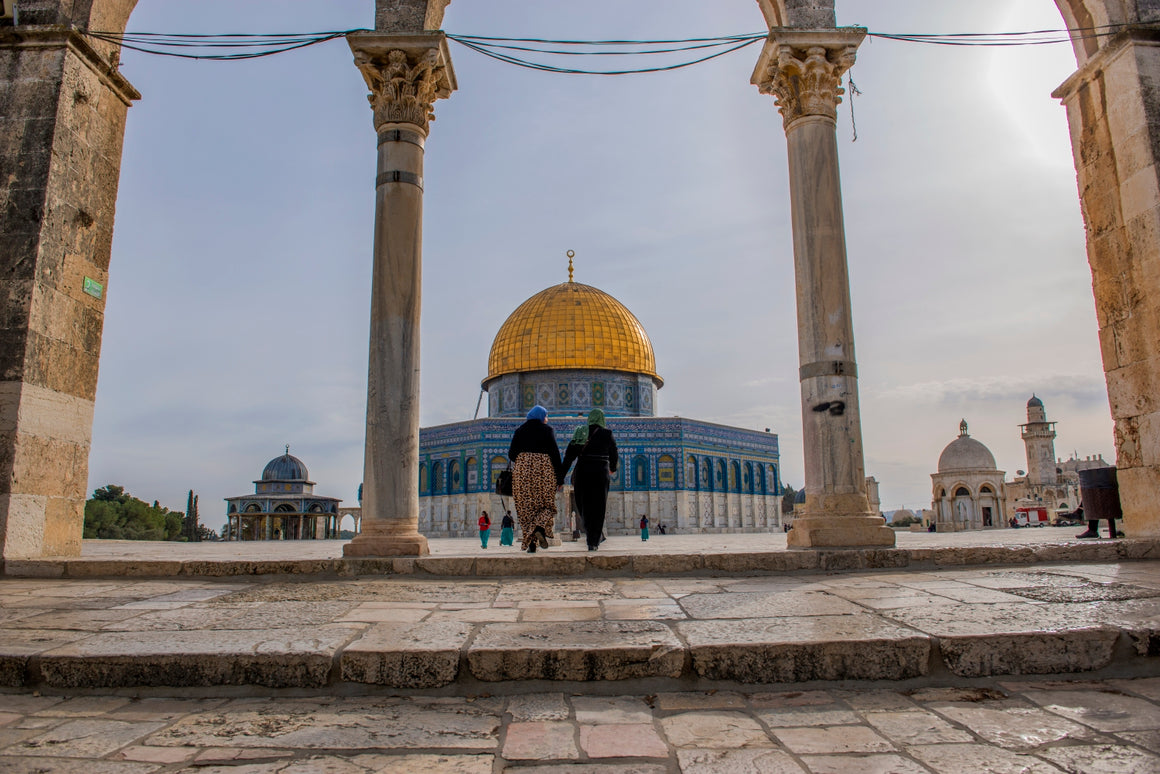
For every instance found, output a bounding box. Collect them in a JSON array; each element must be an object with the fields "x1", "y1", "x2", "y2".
[
  {"x1": 343, "y1": 33, "x2": 455, "y2": 557},
  {"x1": 753, "y1": 29, "x2": 894, "y2": 548}
]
